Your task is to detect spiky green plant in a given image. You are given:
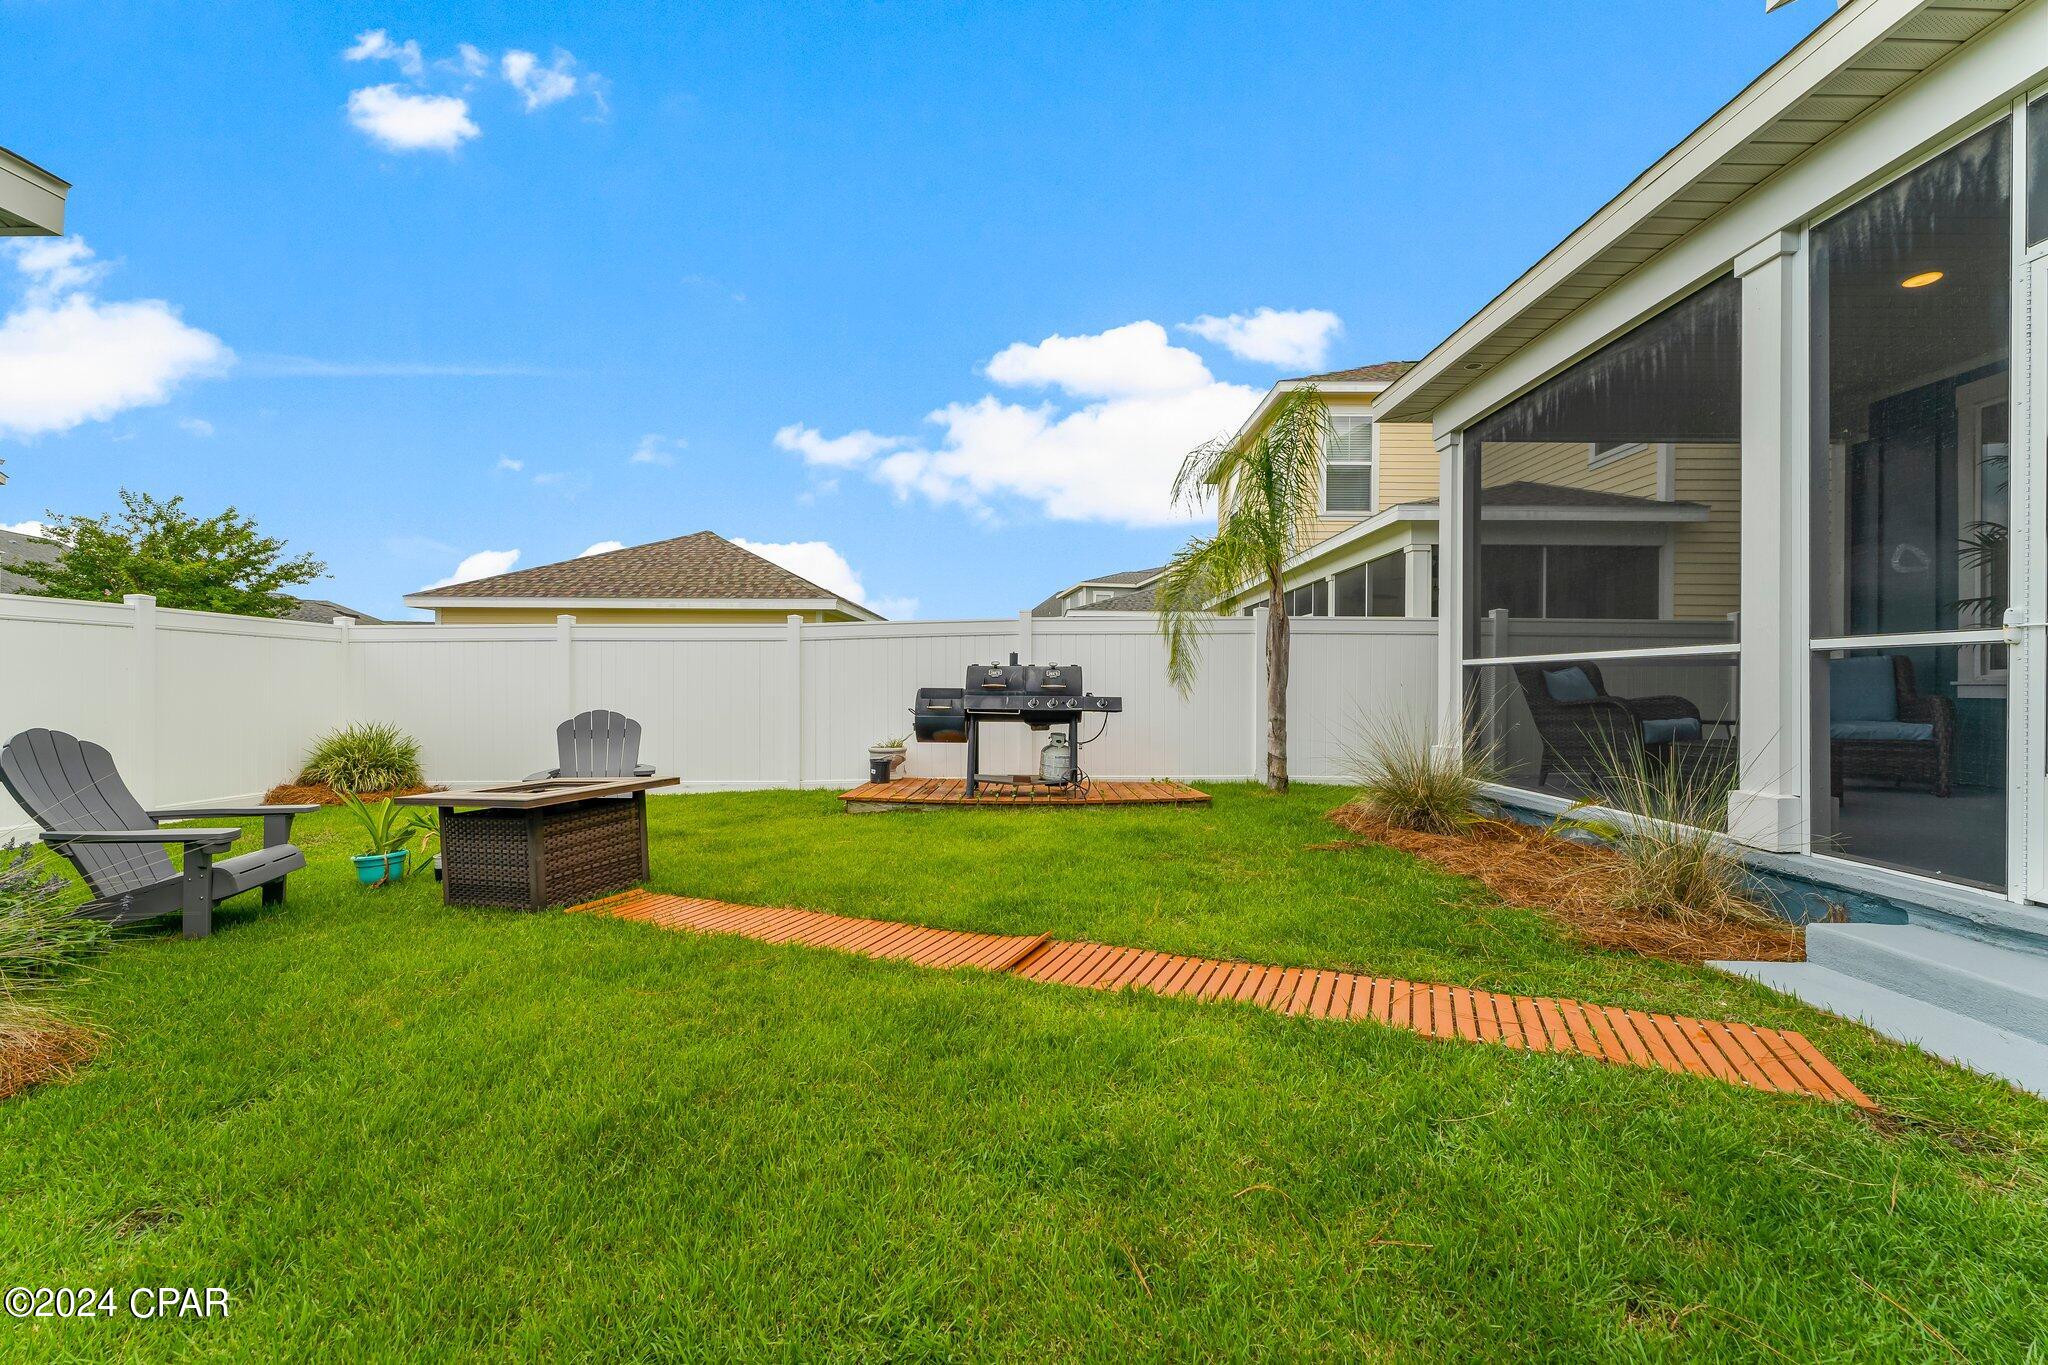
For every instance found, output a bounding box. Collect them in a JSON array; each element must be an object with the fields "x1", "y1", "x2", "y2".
[
  {"x1": 1157, "y1": 386, "x2": 1331, "y2": 792},
  {"x1": 0, "y1": 844, "x2": 107, "y2": 999},
  {"x1": 1344, "y1": 706, "x2": 1499, "y2": 835},
  {"x1": 298, "y1": 722, "x2": 424, "y2": 794},
  {"x1": 1554, "y1": 732, "x2": 1775, "y2": 928}
]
